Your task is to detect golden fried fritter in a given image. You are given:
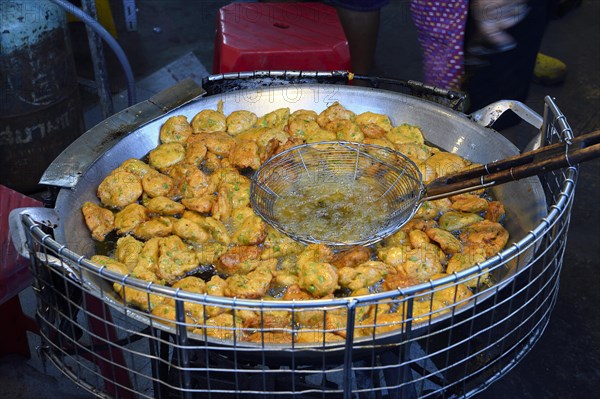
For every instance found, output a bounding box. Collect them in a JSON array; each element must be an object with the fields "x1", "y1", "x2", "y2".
[
  {"x1": 81, "y1": 201, "x2": 114, "y2": 241},
  {"x1": 316, "y1": 102, "x2": 355, "y2": 127},
  {"x1": 97, "y1": 170, "x2": 143, "y2": 209},
  {"x1": 148, "y1": 143, "x2": 186, "y2": 172},
  {"x1": 191, "y1": 109, "x2": 227, "y2": 134},
  {"x1": 160, "y1": 115, "x2": 192, "y2": 144},
  {"x1": 226, "y1": 110, "x2": 258, "y2": 135}
]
